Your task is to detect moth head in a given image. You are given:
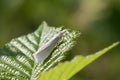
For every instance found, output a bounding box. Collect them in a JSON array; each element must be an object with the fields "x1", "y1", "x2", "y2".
[{"x1": 57, "y1": 30, "x2": 66, "y2": 38}]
